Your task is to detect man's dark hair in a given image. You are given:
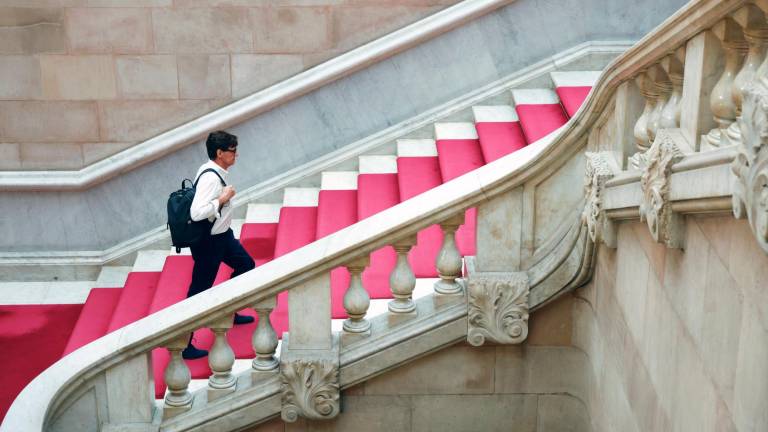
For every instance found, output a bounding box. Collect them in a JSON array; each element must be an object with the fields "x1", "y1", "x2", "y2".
[{"x1": 206, "y1": 131, "x2": 238, "y2": 160}]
